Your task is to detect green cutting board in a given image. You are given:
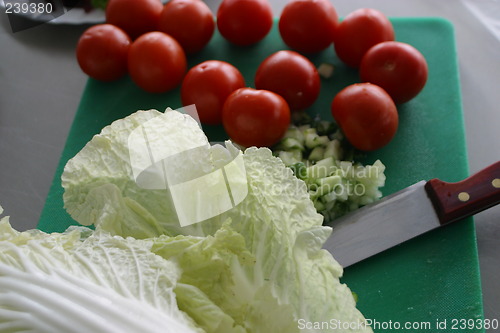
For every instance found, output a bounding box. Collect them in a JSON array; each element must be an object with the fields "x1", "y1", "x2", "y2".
[{"x1": 39, "y1": 17, "x2": 484, "y2": 332}]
